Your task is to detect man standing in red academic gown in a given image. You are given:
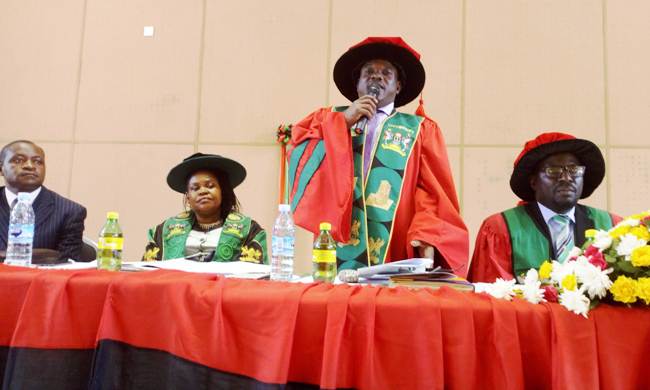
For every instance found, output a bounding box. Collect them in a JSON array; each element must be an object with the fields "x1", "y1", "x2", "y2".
[{"x1": 288, "y1": 37, "x2": 469, "y2": 275}]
